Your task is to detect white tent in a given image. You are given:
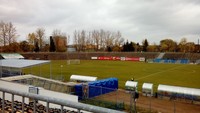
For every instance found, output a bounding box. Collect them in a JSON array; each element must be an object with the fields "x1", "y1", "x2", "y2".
[
  {"x1": 70, "y1": 75, "x2": 97, "y2": 82},
  {"x1": 142, "y1": 83, "x2": 153, "y2": 96},
  {"x1": 125, "y1": 81, "x2": 138, "y2": 91}
]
